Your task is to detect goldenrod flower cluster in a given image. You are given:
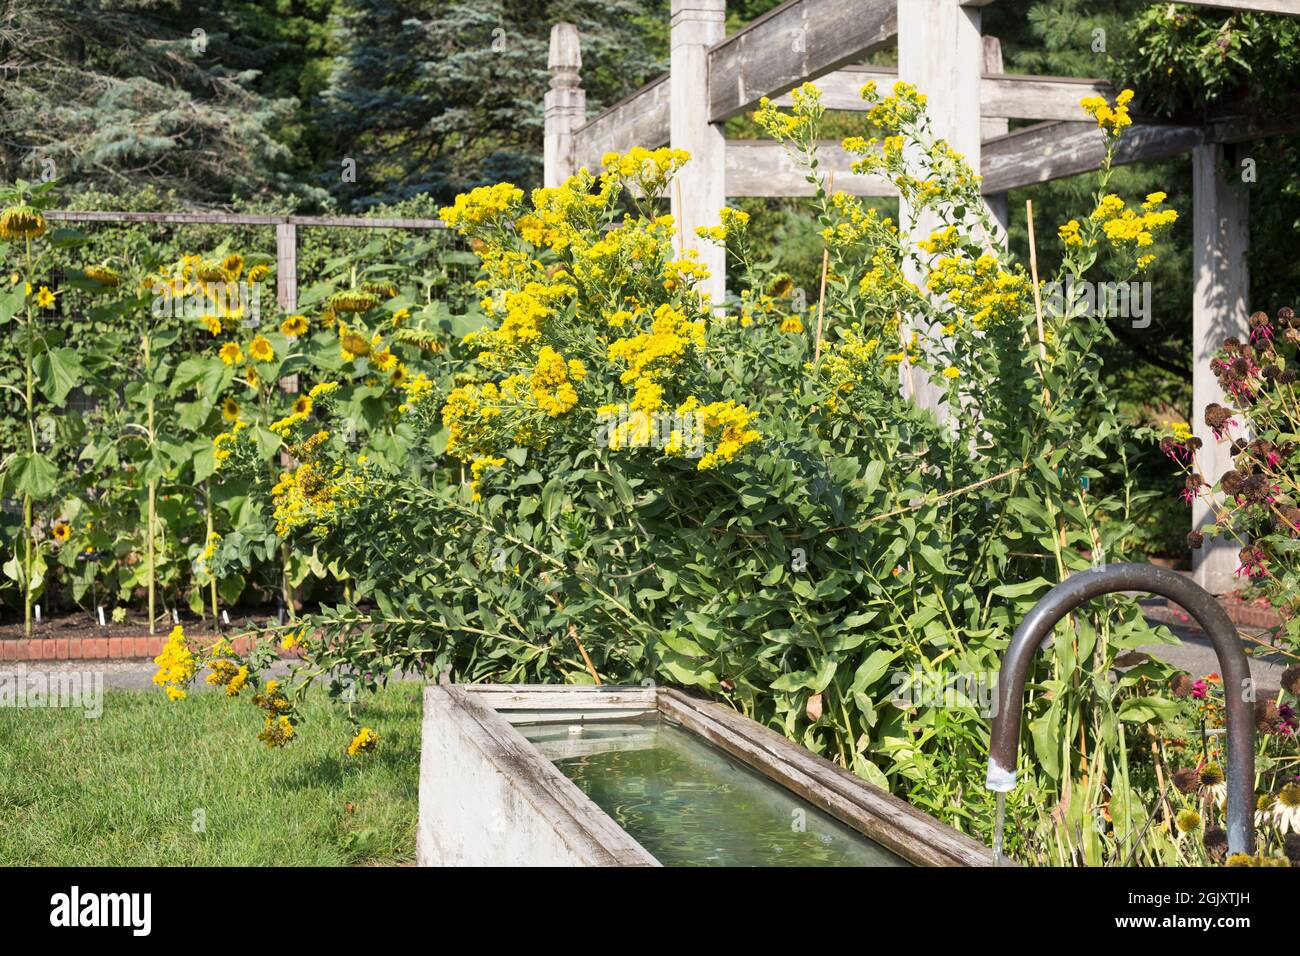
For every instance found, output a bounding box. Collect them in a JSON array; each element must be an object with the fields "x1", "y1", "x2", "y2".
[
  {"x1": 152, "y1": 625, "x2": 195, "y2": 701},
  {"x1": 347, "y1": 726, "x2": 380, "y2": 757},
  {"x1": 926, "y1": 253, "x2": 1029, "y2": 329},
  {"x1": 1080, "y1": 89, "x2": 1134, "y2": 137}
]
